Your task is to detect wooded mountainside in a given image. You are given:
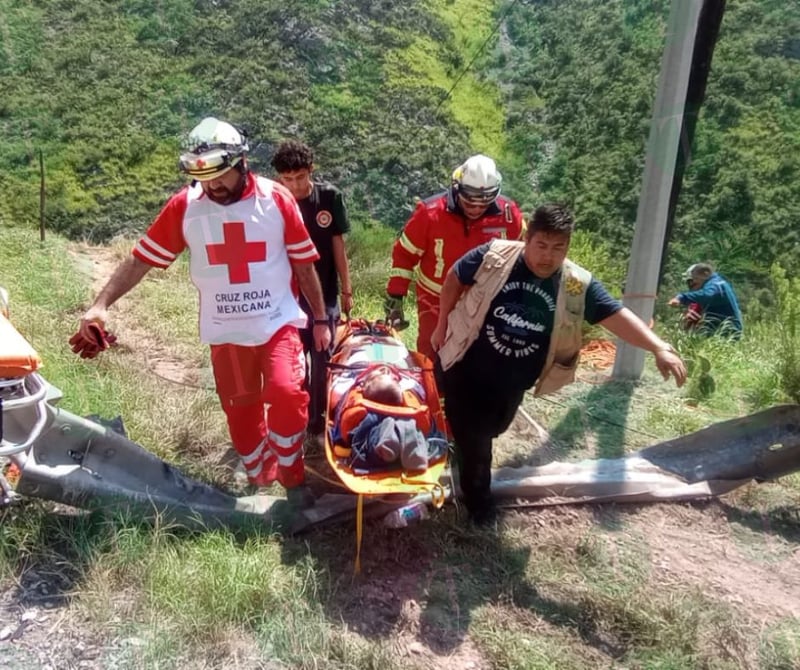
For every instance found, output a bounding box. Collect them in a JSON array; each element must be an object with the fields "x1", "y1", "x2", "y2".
[{"x1": 1, "y1": 0, "x2": 798, "y2": 300}]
